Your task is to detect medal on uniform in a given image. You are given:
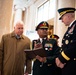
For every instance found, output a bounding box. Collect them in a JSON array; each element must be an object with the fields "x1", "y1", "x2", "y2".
[
  {"x1": 65, "y1": 40, "x2": 69, "y2": 44},
  {"x1": 68, "y1": 25, "x2": 75, "y2": 34},
  {"x1": 45, "y1": 43, "x2": 53, "y2": 50}
]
